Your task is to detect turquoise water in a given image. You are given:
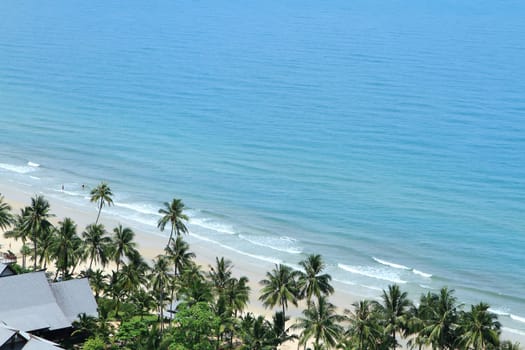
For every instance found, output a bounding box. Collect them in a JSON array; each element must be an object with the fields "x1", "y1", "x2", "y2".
[{"x1": 1, "y1": 0, "x2": 525, "y2": 333}]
